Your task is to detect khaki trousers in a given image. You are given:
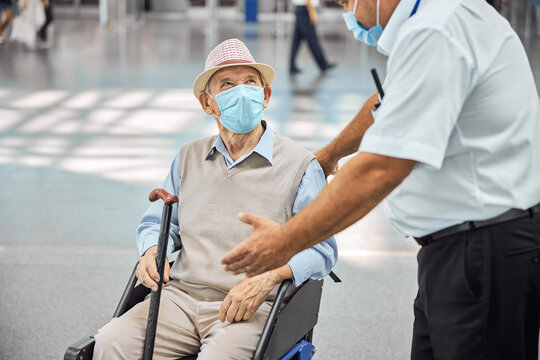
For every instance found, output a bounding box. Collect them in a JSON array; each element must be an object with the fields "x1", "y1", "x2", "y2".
[{"x1": 93, "y1": 283, "x2": 272, "y2": 360}]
